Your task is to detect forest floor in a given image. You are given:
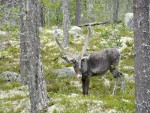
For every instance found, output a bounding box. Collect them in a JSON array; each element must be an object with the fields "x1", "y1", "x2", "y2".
[{"x1": 0, "y1": 23, "x2": 135, "y2": 113}]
